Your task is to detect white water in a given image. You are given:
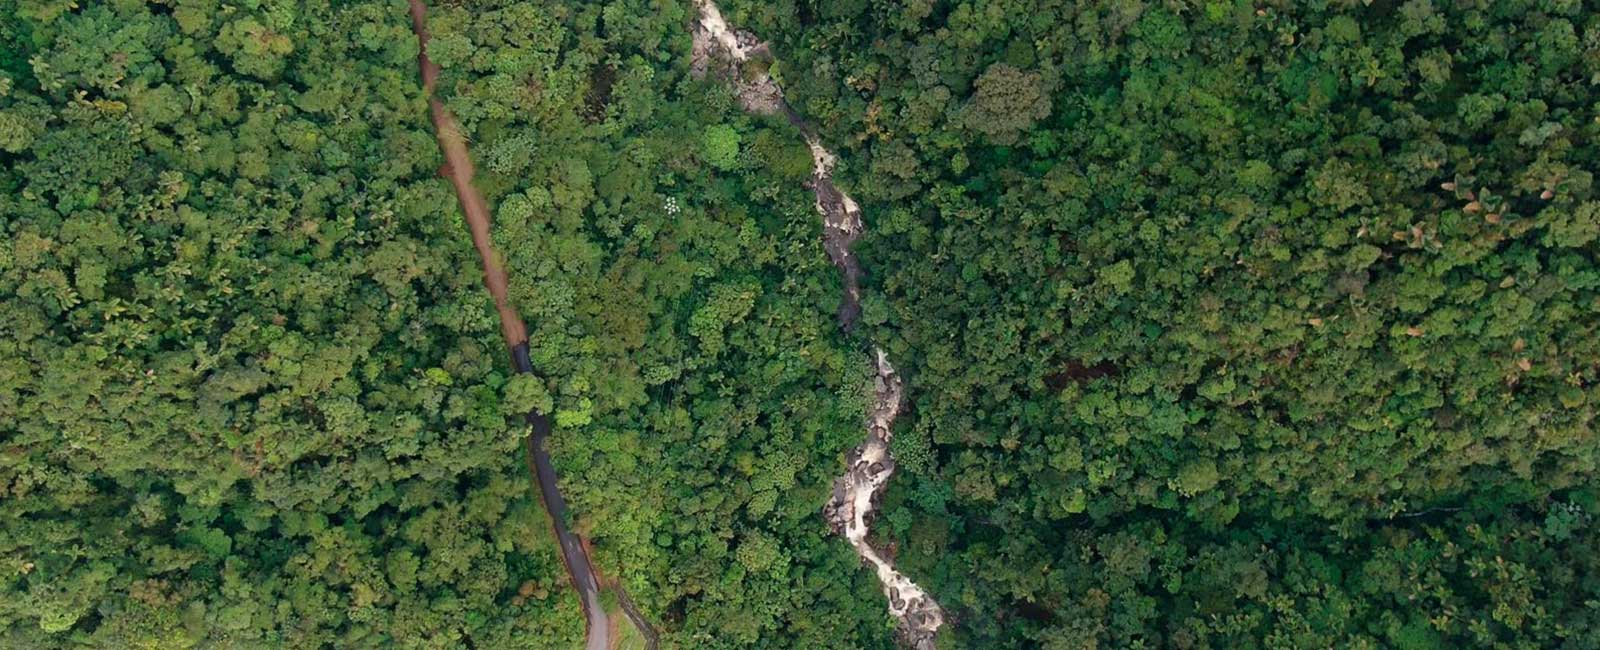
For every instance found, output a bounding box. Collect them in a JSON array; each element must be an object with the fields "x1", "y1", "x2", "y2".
[
  {"x1": 692, "y1": 2, "x2": 945, "y2": 646},
  {"x1": 695, "y1": 0, "x2": 752, "y2": 62},
  {"x1": 829, "y1": 350, "x2": 945, "y2": 647}
]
